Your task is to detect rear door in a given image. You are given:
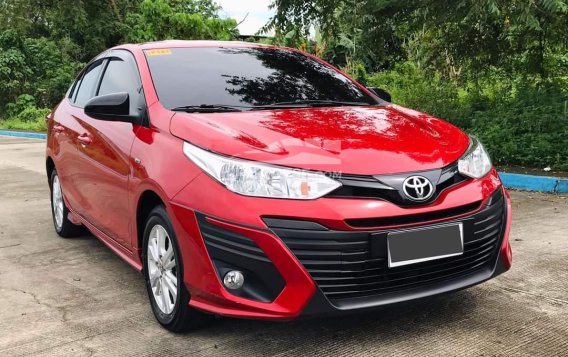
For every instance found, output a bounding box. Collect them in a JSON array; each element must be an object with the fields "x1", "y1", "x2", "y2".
[
  {"x1": 72, "y1": 50, "x2": 146, "y2": 248},
  {"x1": 55, "y1": 59, "x2": 106, "y2": 215}
]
